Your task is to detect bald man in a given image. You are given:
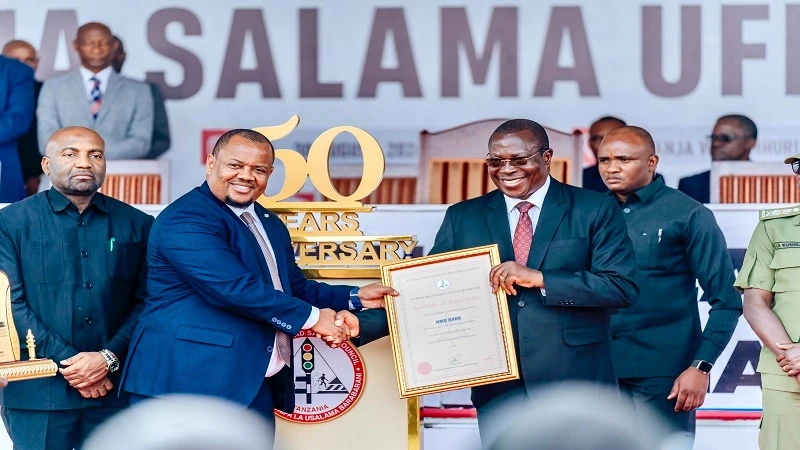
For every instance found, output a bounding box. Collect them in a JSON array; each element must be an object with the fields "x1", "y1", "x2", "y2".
[
  {"x1": 3, "y1": 40, "x2": 44, "y2": 196},
  {"x1": 597, "y1": 127, "x2": 741, "y2": 441},
  {"x1": 37, "y1": 22, "x2": 153, "y2": 159},
  {"x1": 583, "y1": 116, "x2": 626, "y2": 193},
  {"x1": 0, "y1": 126, "x2": 153, "y2": 449}
]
